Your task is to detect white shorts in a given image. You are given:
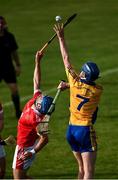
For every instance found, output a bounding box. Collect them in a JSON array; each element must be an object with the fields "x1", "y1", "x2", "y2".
[
  {"x1": 0, "y1": 145, "x2": 6, "y2": 158},
  {"x1": 12, "y1": 145, "x2": 35, "y2": 170}
]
